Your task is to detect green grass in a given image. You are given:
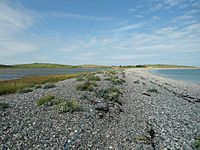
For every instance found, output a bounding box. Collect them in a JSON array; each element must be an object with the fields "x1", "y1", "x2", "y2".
[
  {"x1": 36, "y1": 95, "x2": 55, "y2": 106},
  {"x1": 0, "y1": 102, "x2": 9, "y2": 111},
  {"x1": 0, "y1": 74, "x2": 81, "y2": 96},
  {"x1": 54, "y1": 99, "x2": 80, "y2": 113}
]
